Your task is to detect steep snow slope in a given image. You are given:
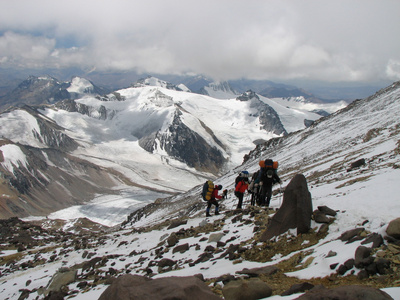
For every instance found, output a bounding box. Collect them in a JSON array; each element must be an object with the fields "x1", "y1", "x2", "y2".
[{"x1": 201, "y1": 81, "x2": 238, "y2": 99}]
